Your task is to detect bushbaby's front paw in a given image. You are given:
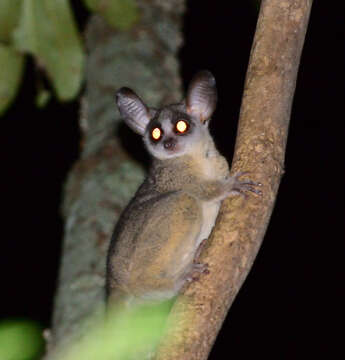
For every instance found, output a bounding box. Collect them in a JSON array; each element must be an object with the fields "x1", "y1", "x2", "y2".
[
  {"x1": 185, "y1": 262, "x2": 209, "y2": 283},
  {"x1": 229, "y1": 172, "x2": 262, "y2": 196}
]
